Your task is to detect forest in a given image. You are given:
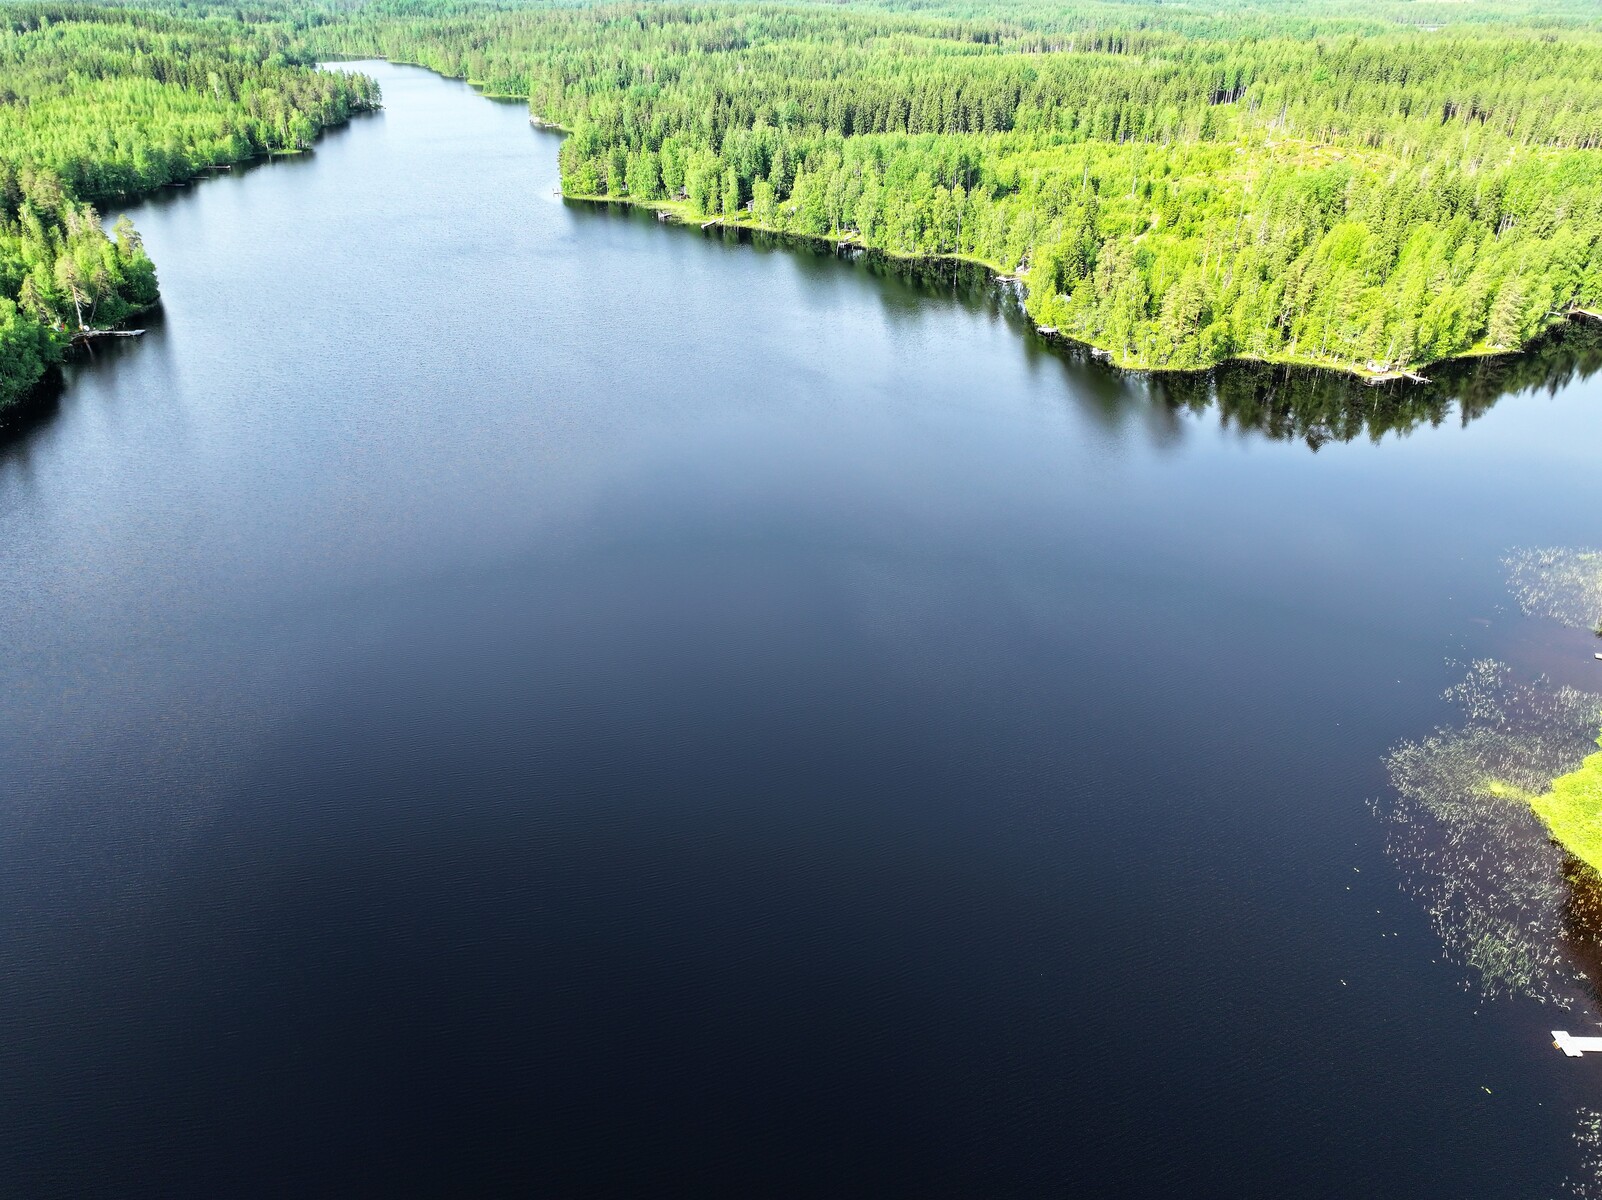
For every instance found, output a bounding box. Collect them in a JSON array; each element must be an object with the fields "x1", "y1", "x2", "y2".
[
  {"x1": 0, "y1": 5, "x2": 378, "y2": 408},
  {"x1": 304, "y1": 0, "x2": 1602, "y2": 375},
  {"x1": 5, "y1": 0, "x2": 1602, "y2": 398}
]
